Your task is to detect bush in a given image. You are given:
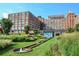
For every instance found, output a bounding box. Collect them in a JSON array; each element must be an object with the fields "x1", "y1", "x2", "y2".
[
  {"x1": 67, "y1": 28, "x2": 74, "y2": 33},
  {"x1": 0, "y1": 34, "x2": 37, "y2": 42},
  {"x1": 36, "y1": 34, "x2": 44, "y2": 40},
  {"x1": 12, "y1": 36, "x2": 26, "y2": 42},
  {"x1": 76, "y1": 23, "x2": 79, "y2": 31},
  {"x1": 12, "y1": 35, "x2": 37, "y2": 42},
  {"x1": 0, "y1": 40, "x2": 12, "y2": 49},
  {"x1": 20, "y1": 32, "x2": 27, "y2": 35},
  {"x1": 0, "y1": 35, "x2": 13, "y2": 39},
  {"x1": 25, "y1": 37, "x2": 37, "y2": 42}
]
